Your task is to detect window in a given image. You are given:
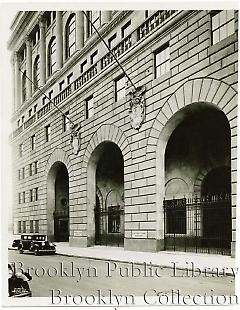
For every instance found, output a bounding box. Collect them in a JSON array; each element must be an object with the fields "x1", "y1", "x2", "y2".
[
  {"x1": 211, "y1": 10, "x2": 235, "y2": 45},
  {"x1": 22, "y1": 167, "x2": 25, "y2": 179},
  {"x1": 80, "y1": 60, "x2": 87, "y2": 73},
  {"x1": 32, "y1": 26, "x2": 40, "y2": 46},
  {"x1": 18, "y1": 193, "x2": 21, "y2": 204},
  {"x1": 18, "y1": 169, "x2": 21, "y2": 180},
  {"x1": 90, "y1": 50, "x2": 98, "y2": 65},
  {"x1": 21, "y1": 116, "x2": 25, "y2": 124},
  {"x1": 66, "y1": 14, "x2": 76, "y2": 59},
  {"x1": 18, "y1": 221, "x2": 21, "y2": 233},
  {"x1": 30, "y1": 220, "x2": 34, "y2": 233},
  {"x1": 30, "y1": 189, "x2": 33, "y2": 202},
  {"x1": 67, "y1": 73, "x2": 73, "y2": 84},
  {"x1": 35, "y1": 220, "x2": 39, "y2": 233},
  {"x1": 108, "y1": 33, "x2": 117, "y2": 49},
  {"x1": 34, "y1": 161, "x2": 38, "y2": 174},
  {"x1": 17, "y1": 119, "x2": 20, "y2": 127},
  {"x1": 87, "y1": 11, "x2": 101, "y2": 37},
  {"x1": 29, "y1": 163, "x2": 33, "y2": 176},
  {"x1": 34, "y1": 104, "x2": 38, "y2": 113},
  {"x1": 22, "y1": 221, "x2": 26, "y2": 233},
  {"x1": 86, "y1": 96, "x2": 94, "y2": 119},
  {"x1": 19, "y1": 143, "x2": 23, "y2": 157},
  {"x1": 31, "y1": 134, "x2": 36, "y2": 150},
  {"x1": 59, "y1": 80, "x2": 65, "y2": 91},
  {"x1": 22, "y1": 71, "x2": 27, "y2": 103},
  {"x1": 22, "y1": 192, "x2": 25, "y2": 203},
  {"x1": 29, "y1": 109, "x2": 32, "y2": 117},
  {"x1": 48, "y1": 36, "x2": 56, "y2": 76},
  {"x1": 115, "y1": 75, "x2": 126, "y2": 101},
  {"x1": 49, "y1": 90, "x2": 53, "y2": 100},
  {"x1": 121, "y1": 20, "x2": 131, "y2": 38},
  {"x1": 155, "y1": 44, "x2": 170, "y2": 78},
  {"x1": 42, "y1": 96, "x2": 47, "y2": 105},
  {"x1": 46, "y1": 124, "x2": 51, "y2": 142},
  {"x1": 33, "y1": 55, "x2": 40, "y2": 91},
  {"x1": 63, "y1": 111, "x2": 70, "y2": 132},
  {"x1": 34, "y1": 188, "x2": 38, "y2": 201}
]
